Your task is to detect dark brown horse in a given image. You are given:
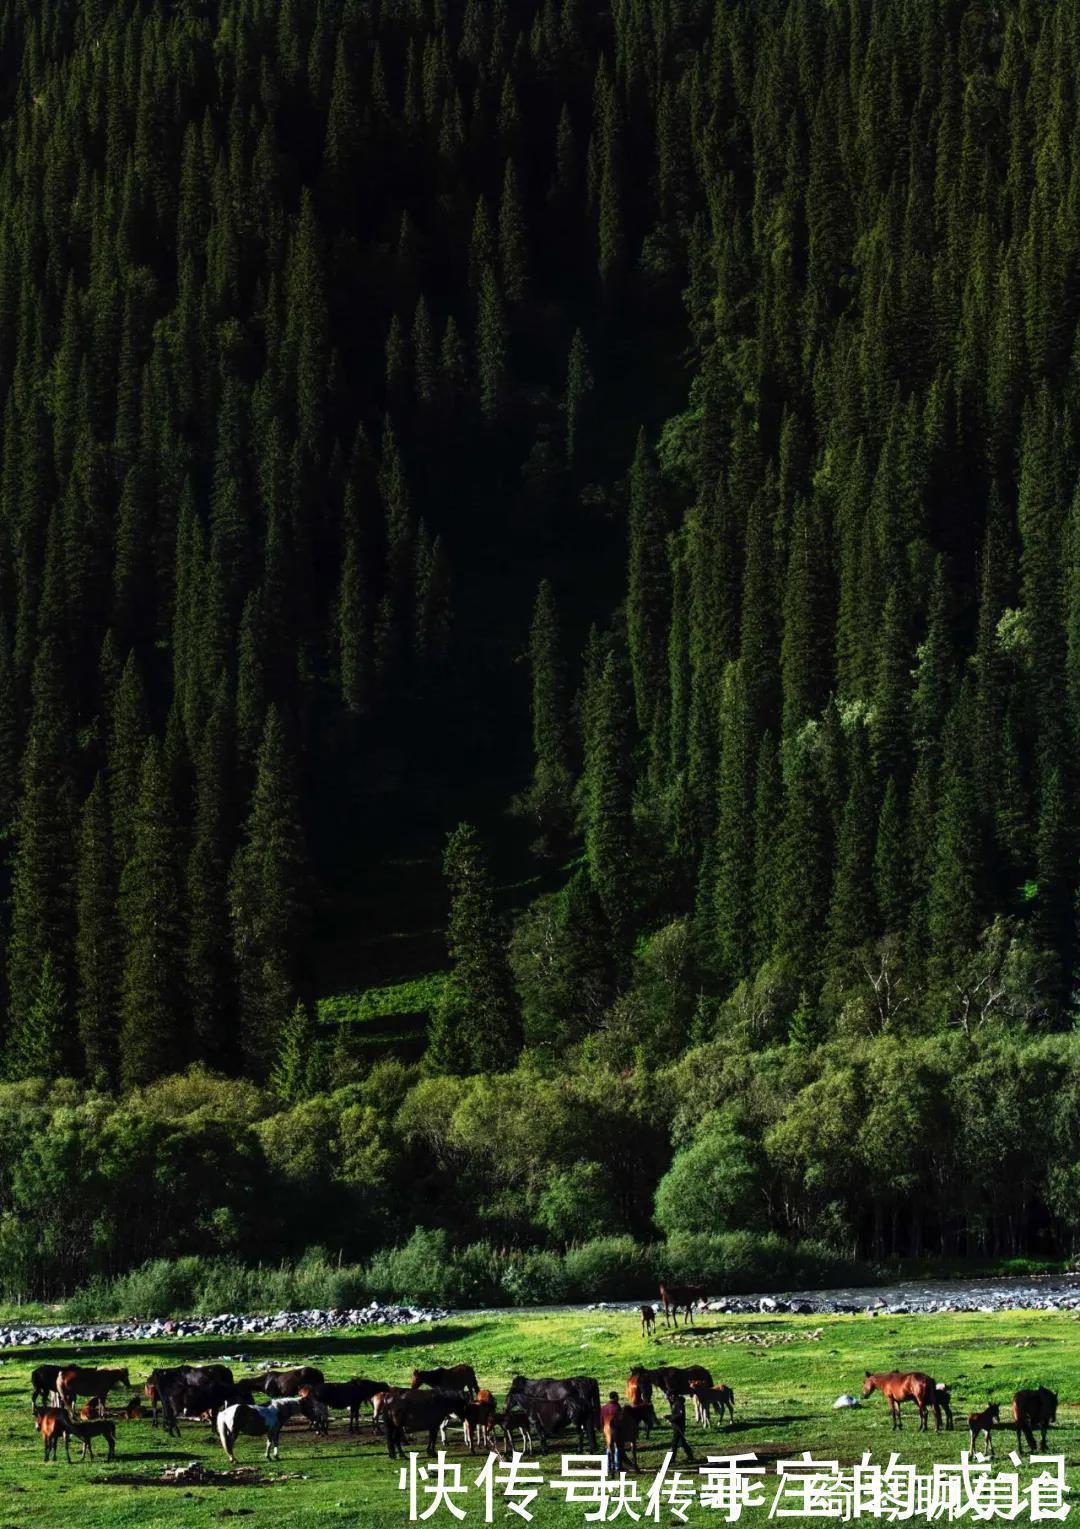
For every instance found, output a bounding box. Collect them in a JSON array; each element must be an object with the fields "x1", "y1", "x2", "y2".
[
  {"x1": 640, "y1": 1305, "x2": 656, "y2": 1339},
  {"x1": 411, "y1": 1365, "x2": 479, "y2": 1397},
  {"x1": 1012, "y1": 1388, "x2": 1057, "y2": 1451},
  {"x1": 658, "y1": 1282, "x2": 707, "y2": 1327},
  {"x1": 861, "y1": 1371, "x2": 943, "y2": 1432},
  {"x1": 968, "y1": 1402, "x2": 1000, "y2": 1457},
  {"x1": 630, "y1": 1364, "x2": 714, "y2": 1425}
]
